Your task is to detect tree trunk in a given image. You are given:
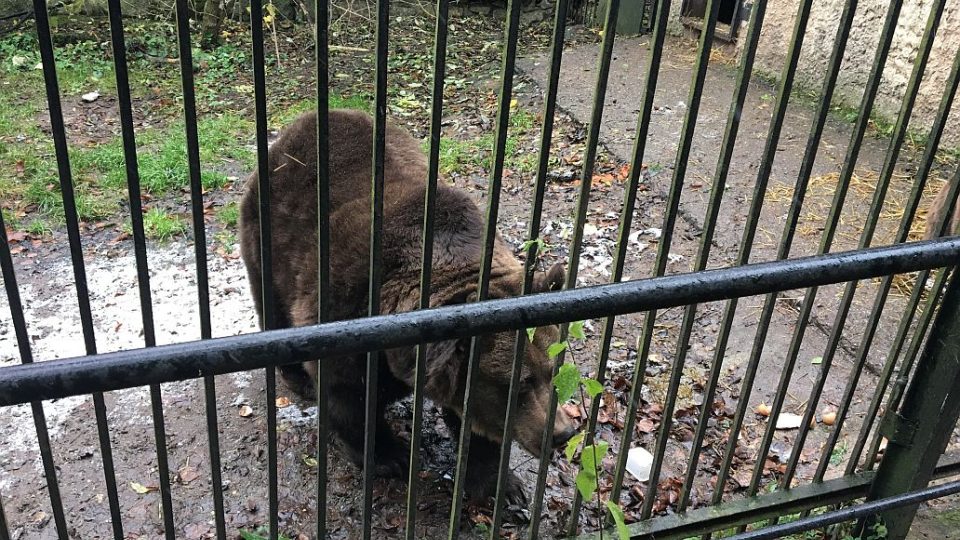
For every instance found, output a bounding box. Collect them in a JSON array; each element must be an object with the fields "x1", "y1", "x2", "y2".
[{"x1": 200, "y1": 0, "x2": 224, "y2": 49}]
